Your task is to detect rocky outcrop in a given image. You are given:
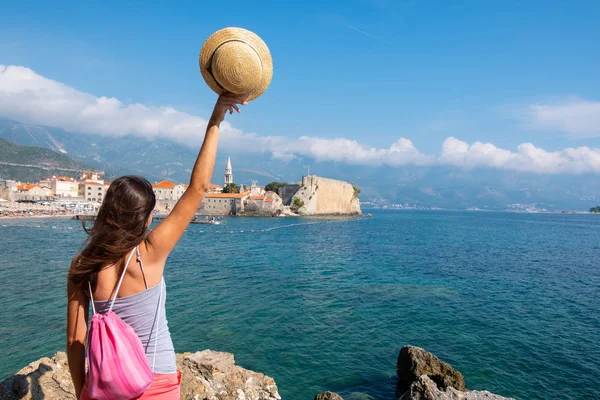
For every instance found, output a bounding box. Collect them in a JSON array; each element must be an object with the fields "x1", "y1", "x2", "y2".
[
  {"x1": 0, "y1": 350, "x2": 280, "y2": 400},
  {"x1": 279, "y1": 206, "x2": 300, "y2": 217},
  {"x1": 314, "y1": 391, "x2": 344, "y2": 400},
  {"x1": 397, "y1": 345, "x2": 465, "y2": 395},
  {"x1": 397, "y1": 346, "x2": 513, "y2": 400},
  {"x1": 178, "y1": 350, "x2": 279, "y2": 400},
  {"x1": 0, "y1": 352, "x2": 72, "y2": 400},
  {"x1": 0, "y1": 345, "x2": 515, "y2": 400},
  {"x1": 399, "y1": 376, "x2": 511, "y2": 400}
]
